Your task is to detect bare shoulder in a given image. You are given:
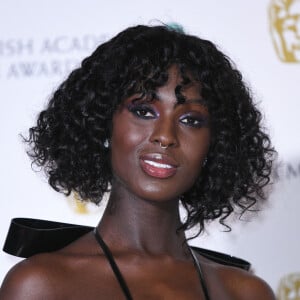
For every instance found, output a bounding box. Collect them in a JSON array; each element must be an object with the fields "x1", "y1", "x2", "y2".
[
  {"x1": 224, "y1": 267, "x2": 275, "y2": 299},
  {"x1": 0, "y1": 253, "x2": 63, "y2": 300},
  {"x1": 0, "y1": 231, "x2": 97, "y2": 300},
  {"x1": 202, "y1": 257, "x2": 276, "y2": 300}
]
